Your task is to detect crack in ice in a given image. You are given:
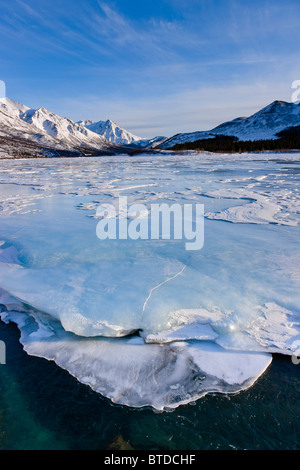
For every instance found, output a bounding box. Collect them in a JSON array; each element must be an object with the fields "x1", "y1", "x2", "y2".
[{"x1": 142, "y1": 265, "x2": 187, "y2": 316}]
